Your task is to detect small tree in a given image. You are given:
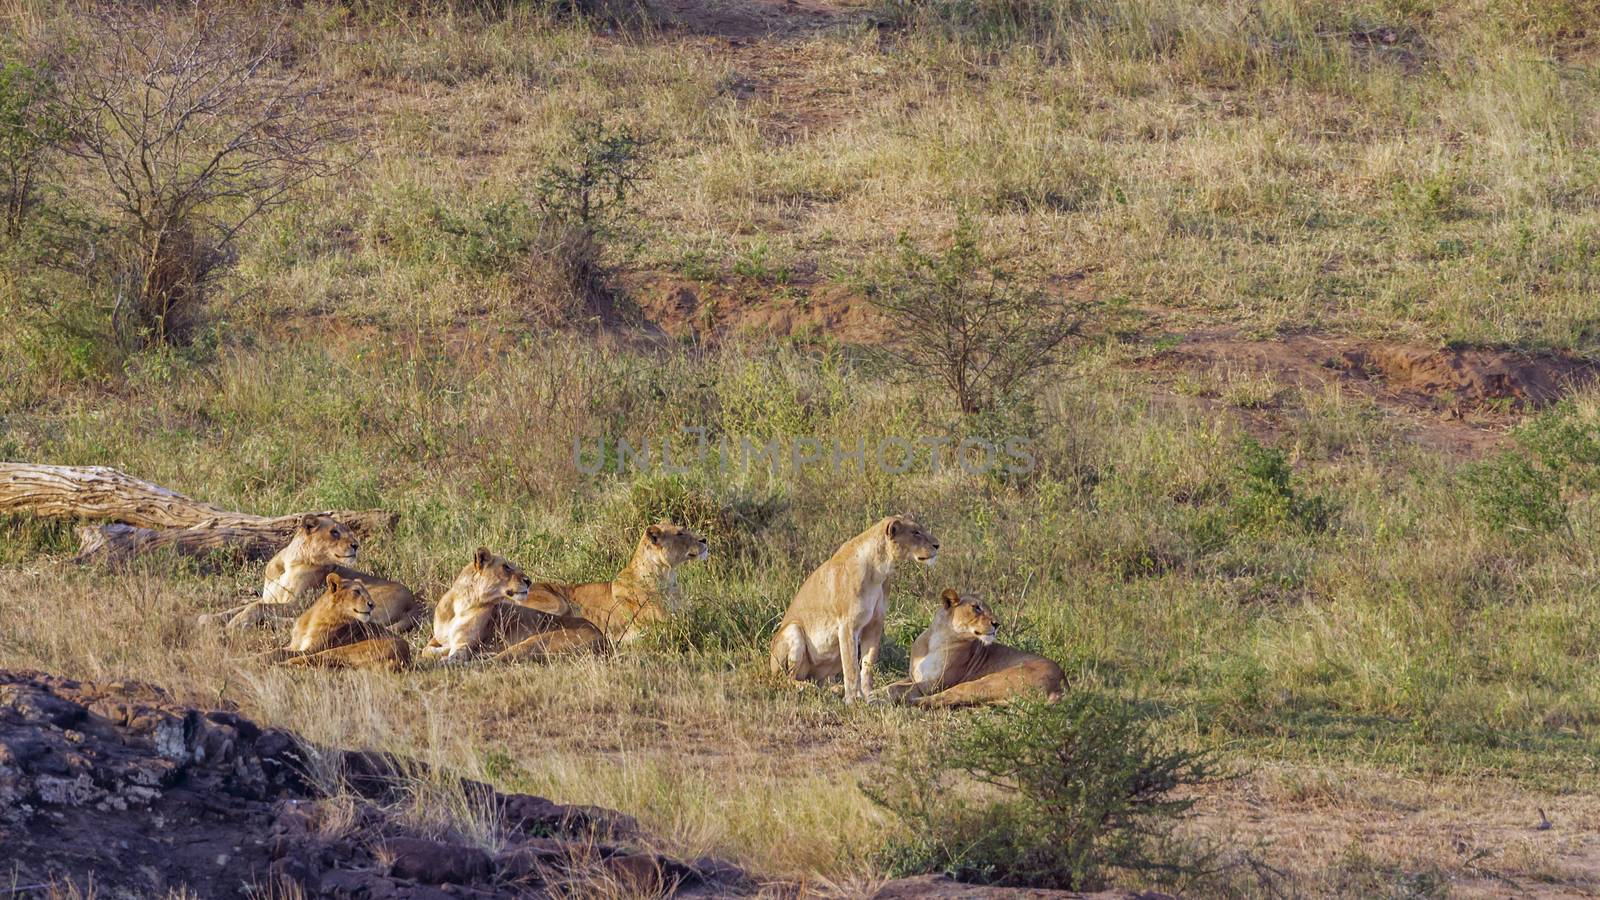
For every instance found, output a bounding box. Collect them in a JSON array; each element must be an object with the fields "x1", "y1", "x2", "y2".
[
  {"x1": 0, "y1": 60, "x2": 68, "y2": 240},
  {"x1": 868, "y1": 695, "x2": 1221, "y2": 891},
  {"x1": 59, "y1": 4, "x2": 348, "y2": 348},
  {"x1": 521, "y1": 121, "x2": 651, "y2": 322},
  {"x1": 865, "y1": 217, "x2": 1084, "y2": 415},
  {"x1": 533, "y1": 121, "x2": 651, "y2": 238}
]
